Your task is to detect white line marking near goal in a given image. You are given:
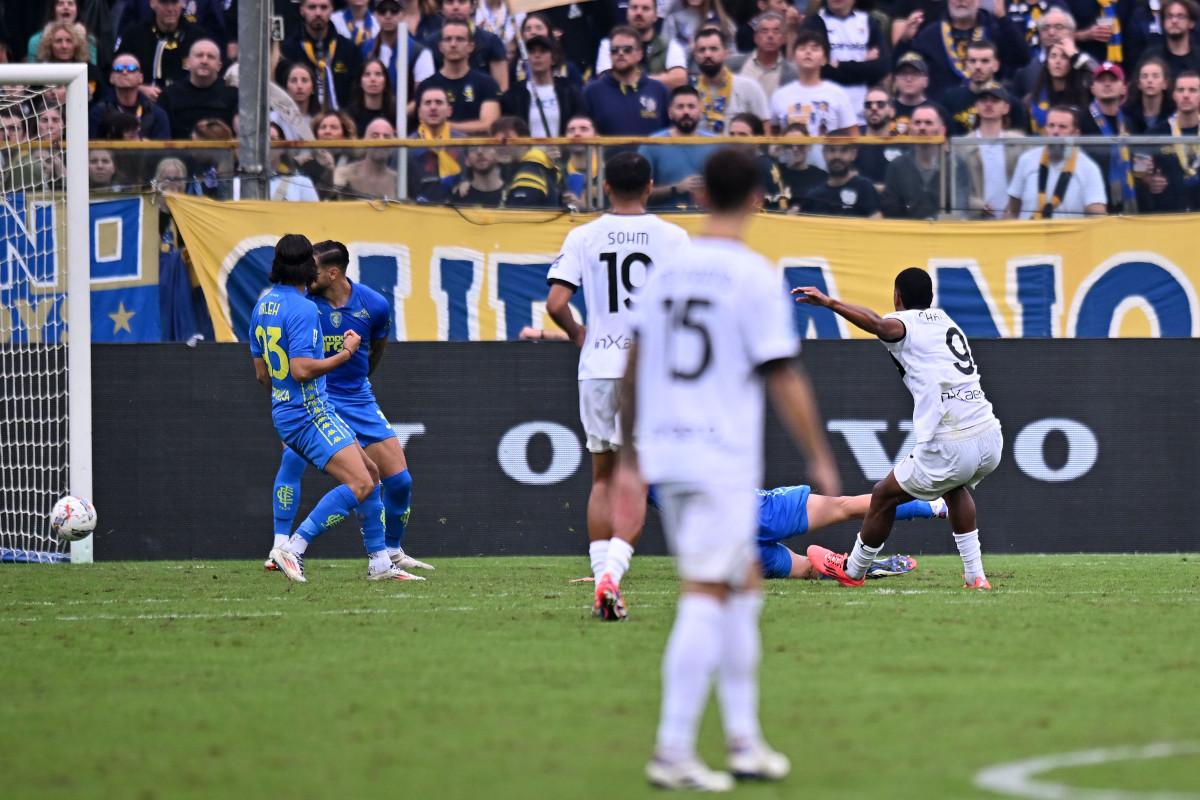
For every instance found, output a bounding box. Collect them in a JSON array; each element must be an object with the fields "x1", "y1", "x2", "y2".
[{"x1": 974, "y1": 741, "x2": 1200, "y2": 799}]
